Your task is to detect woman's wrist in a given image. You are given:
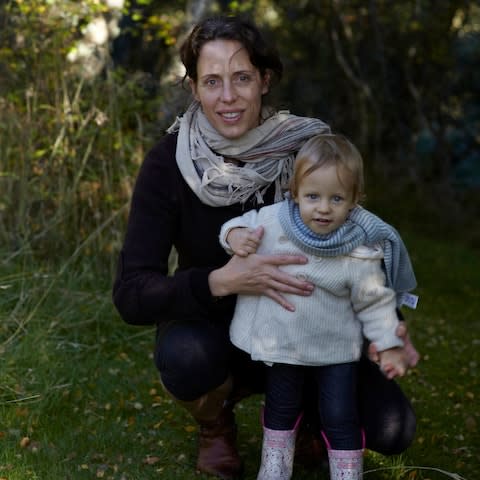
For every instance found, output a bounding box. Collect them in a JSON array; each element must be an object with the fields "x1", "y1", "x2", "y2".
[{"x1": 208, "y1": 267, "x2": 231, "y2": 298}]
